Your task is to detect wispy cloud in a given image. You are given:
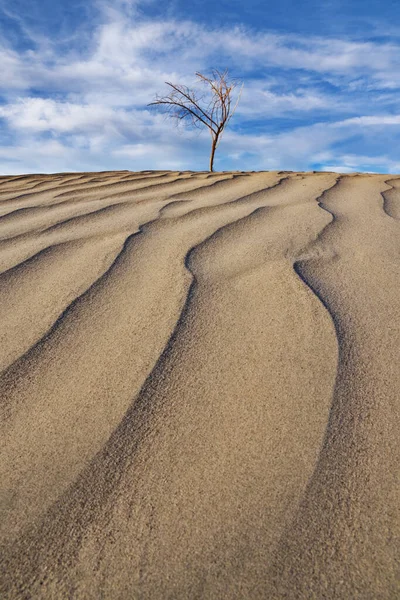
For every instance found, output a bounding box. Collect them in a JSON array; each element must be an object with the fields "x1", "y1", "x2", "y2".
[{"x1": 1, "y1": 0, "x2": 400, "y2": 173}]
